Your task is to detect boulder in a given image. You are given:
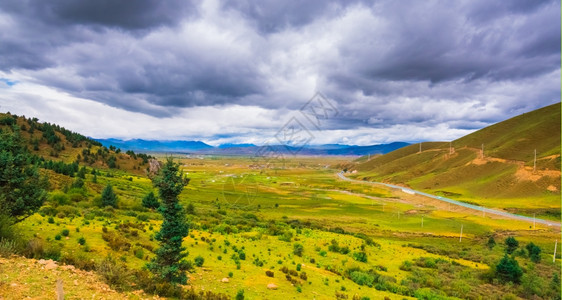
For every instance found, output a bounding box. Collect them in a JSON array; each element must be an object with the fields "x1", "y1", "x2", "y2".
[{"x1": 267, "y1": 283, "x2": 278, "y2": 290}]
